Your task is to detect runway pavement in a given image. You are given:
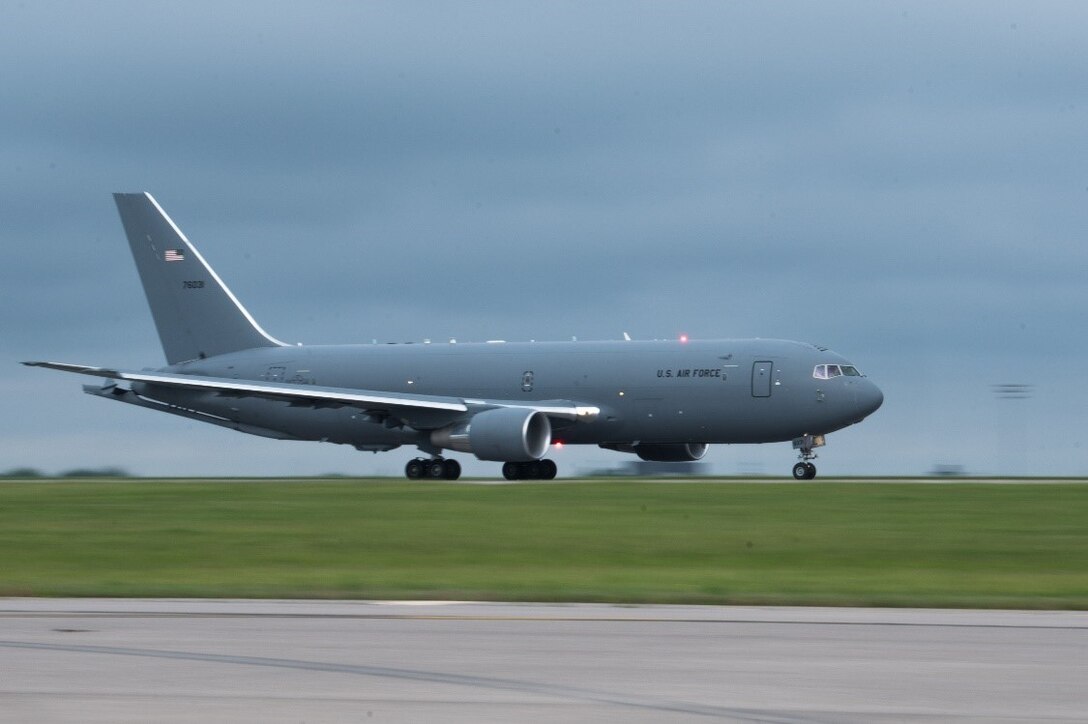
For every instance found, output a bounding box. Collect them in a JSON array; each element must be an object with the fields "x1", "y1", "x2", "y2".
[{"x1": 2, "y1": 599, "x2": 1086, "y2": 722}]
